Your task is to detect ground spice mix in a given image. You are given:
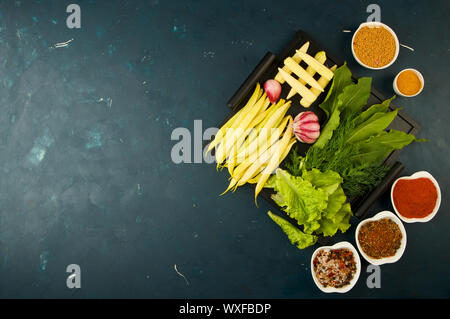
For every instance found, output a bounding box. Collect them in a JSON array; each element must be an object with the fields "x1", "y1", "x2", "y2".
[
  {"x1": 358, "y1": 218, "x2": 402, "y2": 259},
  {"x1": 353, "y1": 26, "x2": 396, "y2": 68},
  {"x1": 393, "y1": 177, "x2": 437, "y2": 218}
]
